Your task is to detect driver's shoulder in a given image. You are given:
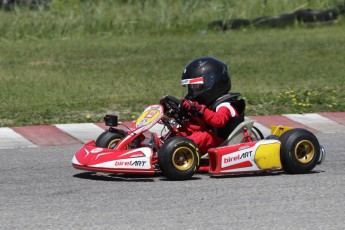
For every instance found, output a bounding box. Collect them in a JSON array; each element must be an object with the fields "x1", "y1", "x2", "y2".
[{"x1": 214, "y1": 102, "x2": 237, "y2": 117}]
